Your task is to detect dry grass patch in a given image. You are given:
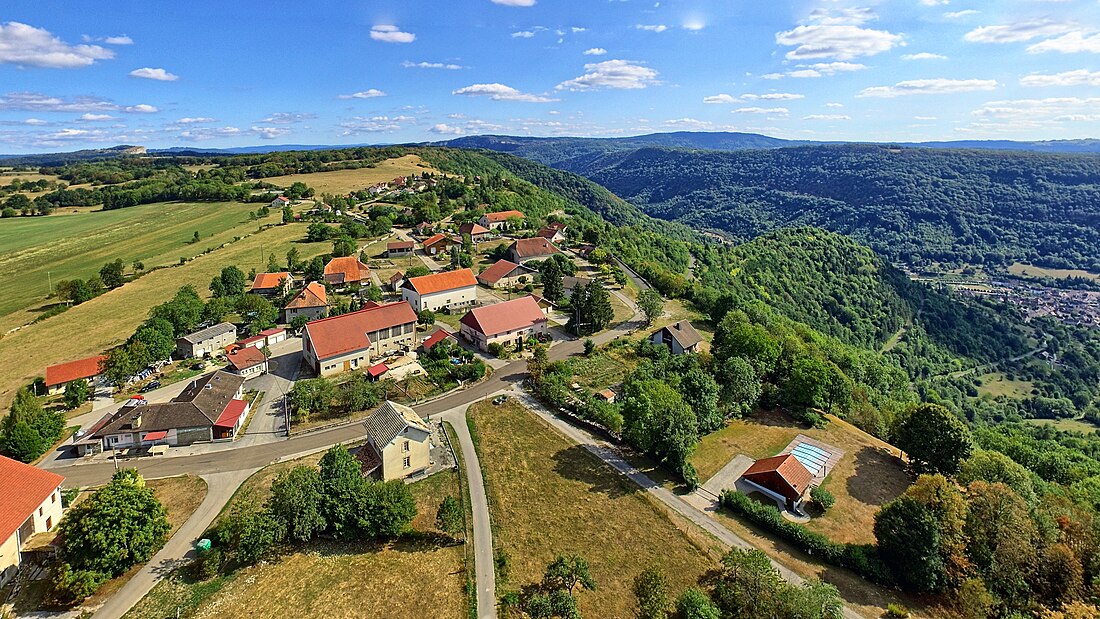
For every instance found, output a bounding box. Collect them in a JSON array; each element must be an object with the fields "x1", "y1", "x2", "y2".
[
  {"x1": 261, "y1": 155, "x2": 439, "y2": 194},
  {"x1": 977, "y1": 372, "x2": 1034, "y2": 399},
  {"x1": 568, "y1": 347, "x2": 637, "y2": 390},
  {"x1": 1008, "y1": 262, "x2": 1099, "y2": 281},
  {"x1": 469, "y1": 400, "x2": 723, "y2": 618}
]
